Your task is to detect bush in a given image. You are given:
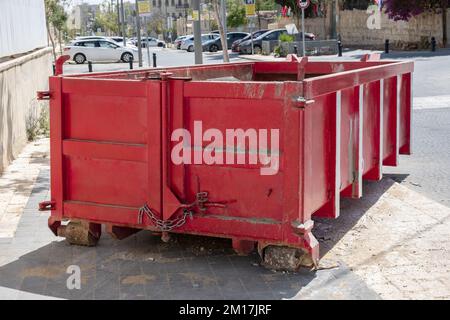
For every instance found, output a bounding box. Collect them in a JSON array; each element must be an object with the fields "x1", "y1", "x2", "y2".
[
  {"x1": 274, "y1": 45, "x2": 287, "y2": 57},
  {"x1": 26, "y1": 100, "x2": 50, "y2": 141},
  {"x1": 279, "y1": 33, "x2": 294, "y2": 43}
]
